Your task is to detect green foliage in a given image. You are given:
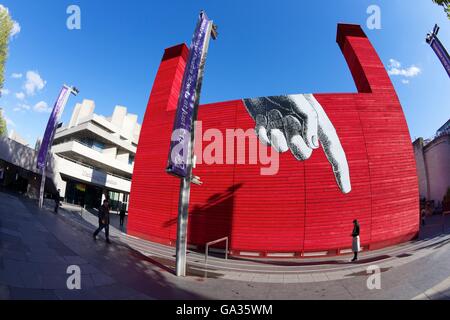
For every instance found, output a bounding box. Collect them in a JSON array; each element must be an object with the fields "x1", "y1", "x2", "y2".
[
  {"x1": 433, "y1": 0, "x2": 450, "y2": 18},
  {"x1": 0, "y1": 7, "x2": 13, "y2": 96},
  {"x1": 0, "y1": 110, "x2": 7, "y2": 136}
]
